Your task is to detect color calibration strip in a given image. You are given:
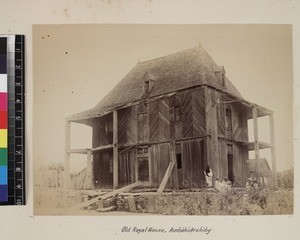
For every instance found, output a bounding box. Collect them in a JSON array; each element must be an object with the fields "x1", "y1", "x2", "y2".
[
  {"x1": 0, "y1": 35, "x2": 25, "y2": 205},
  {"x1": 0, "y1": 37, "x2": 8, "y2": 202}
]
